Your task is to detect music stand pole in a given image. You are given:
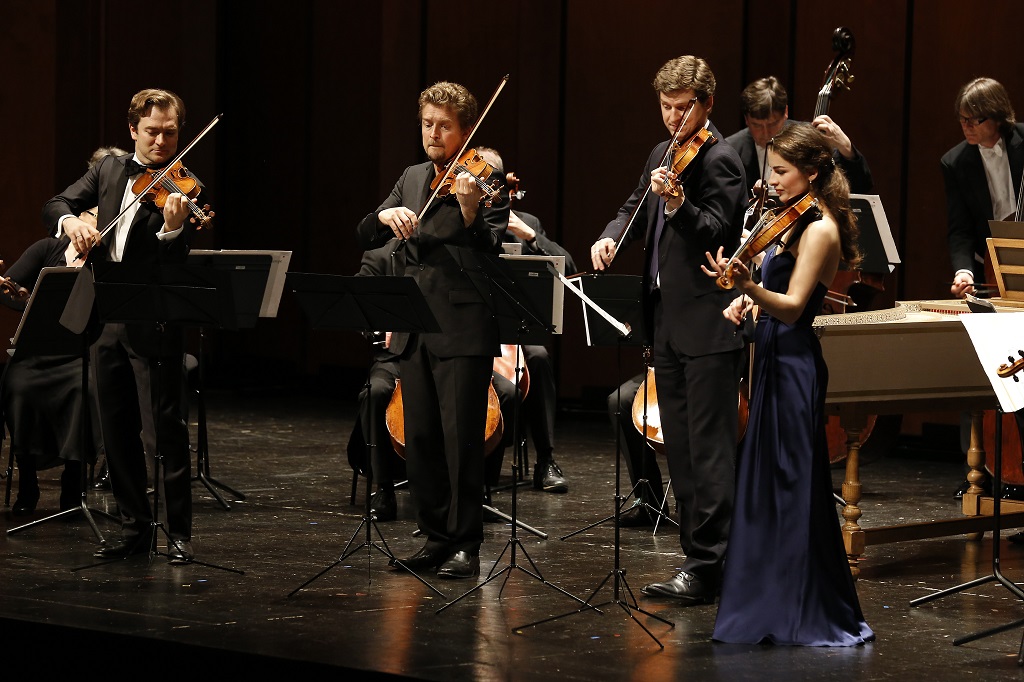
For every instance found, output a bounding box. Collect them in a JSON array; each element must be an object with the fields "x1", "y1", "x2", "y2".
[
  {"x1": 192, "y1": 328, "x2": 245, "y2": 509},
  {"x1": 437, "y1": 251, "x2": 589, "y2": 614},
  {"x1": 513, "y1": 271, "x2": 674, "y2": 646},
  {"x1": 287, "y1": 274, "x2": 445, "y2": 597},
  {"x1": 7, "y1": 267, "x2": 119, "y2": 541}
]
